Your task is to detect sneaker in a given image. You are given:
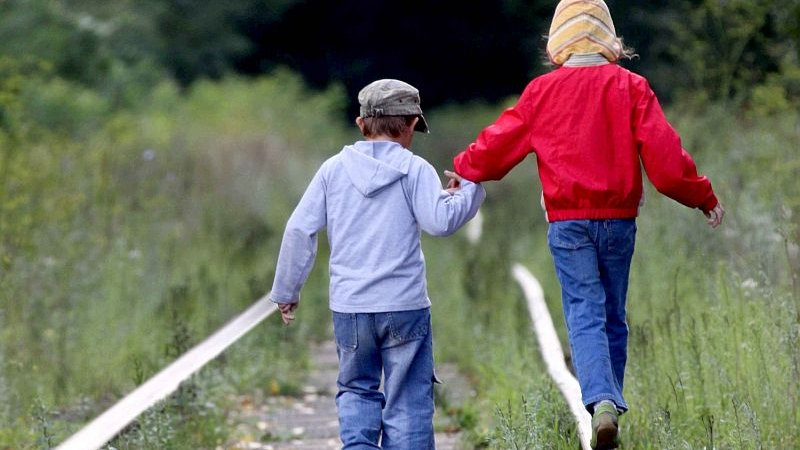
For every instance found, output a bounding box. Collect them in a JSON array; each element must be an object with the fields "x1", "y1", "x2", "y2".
[{"x1": 591, "y1": 402, "x2": 620, "y2": 449}]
